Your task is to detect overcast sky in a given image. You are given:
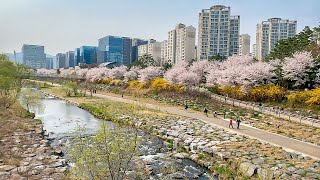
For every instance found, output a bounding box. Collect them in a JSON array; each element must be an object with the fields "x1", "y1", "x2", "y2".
[{"x1": 0, "y1": 0, "x2": 319, "y2": 55}]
